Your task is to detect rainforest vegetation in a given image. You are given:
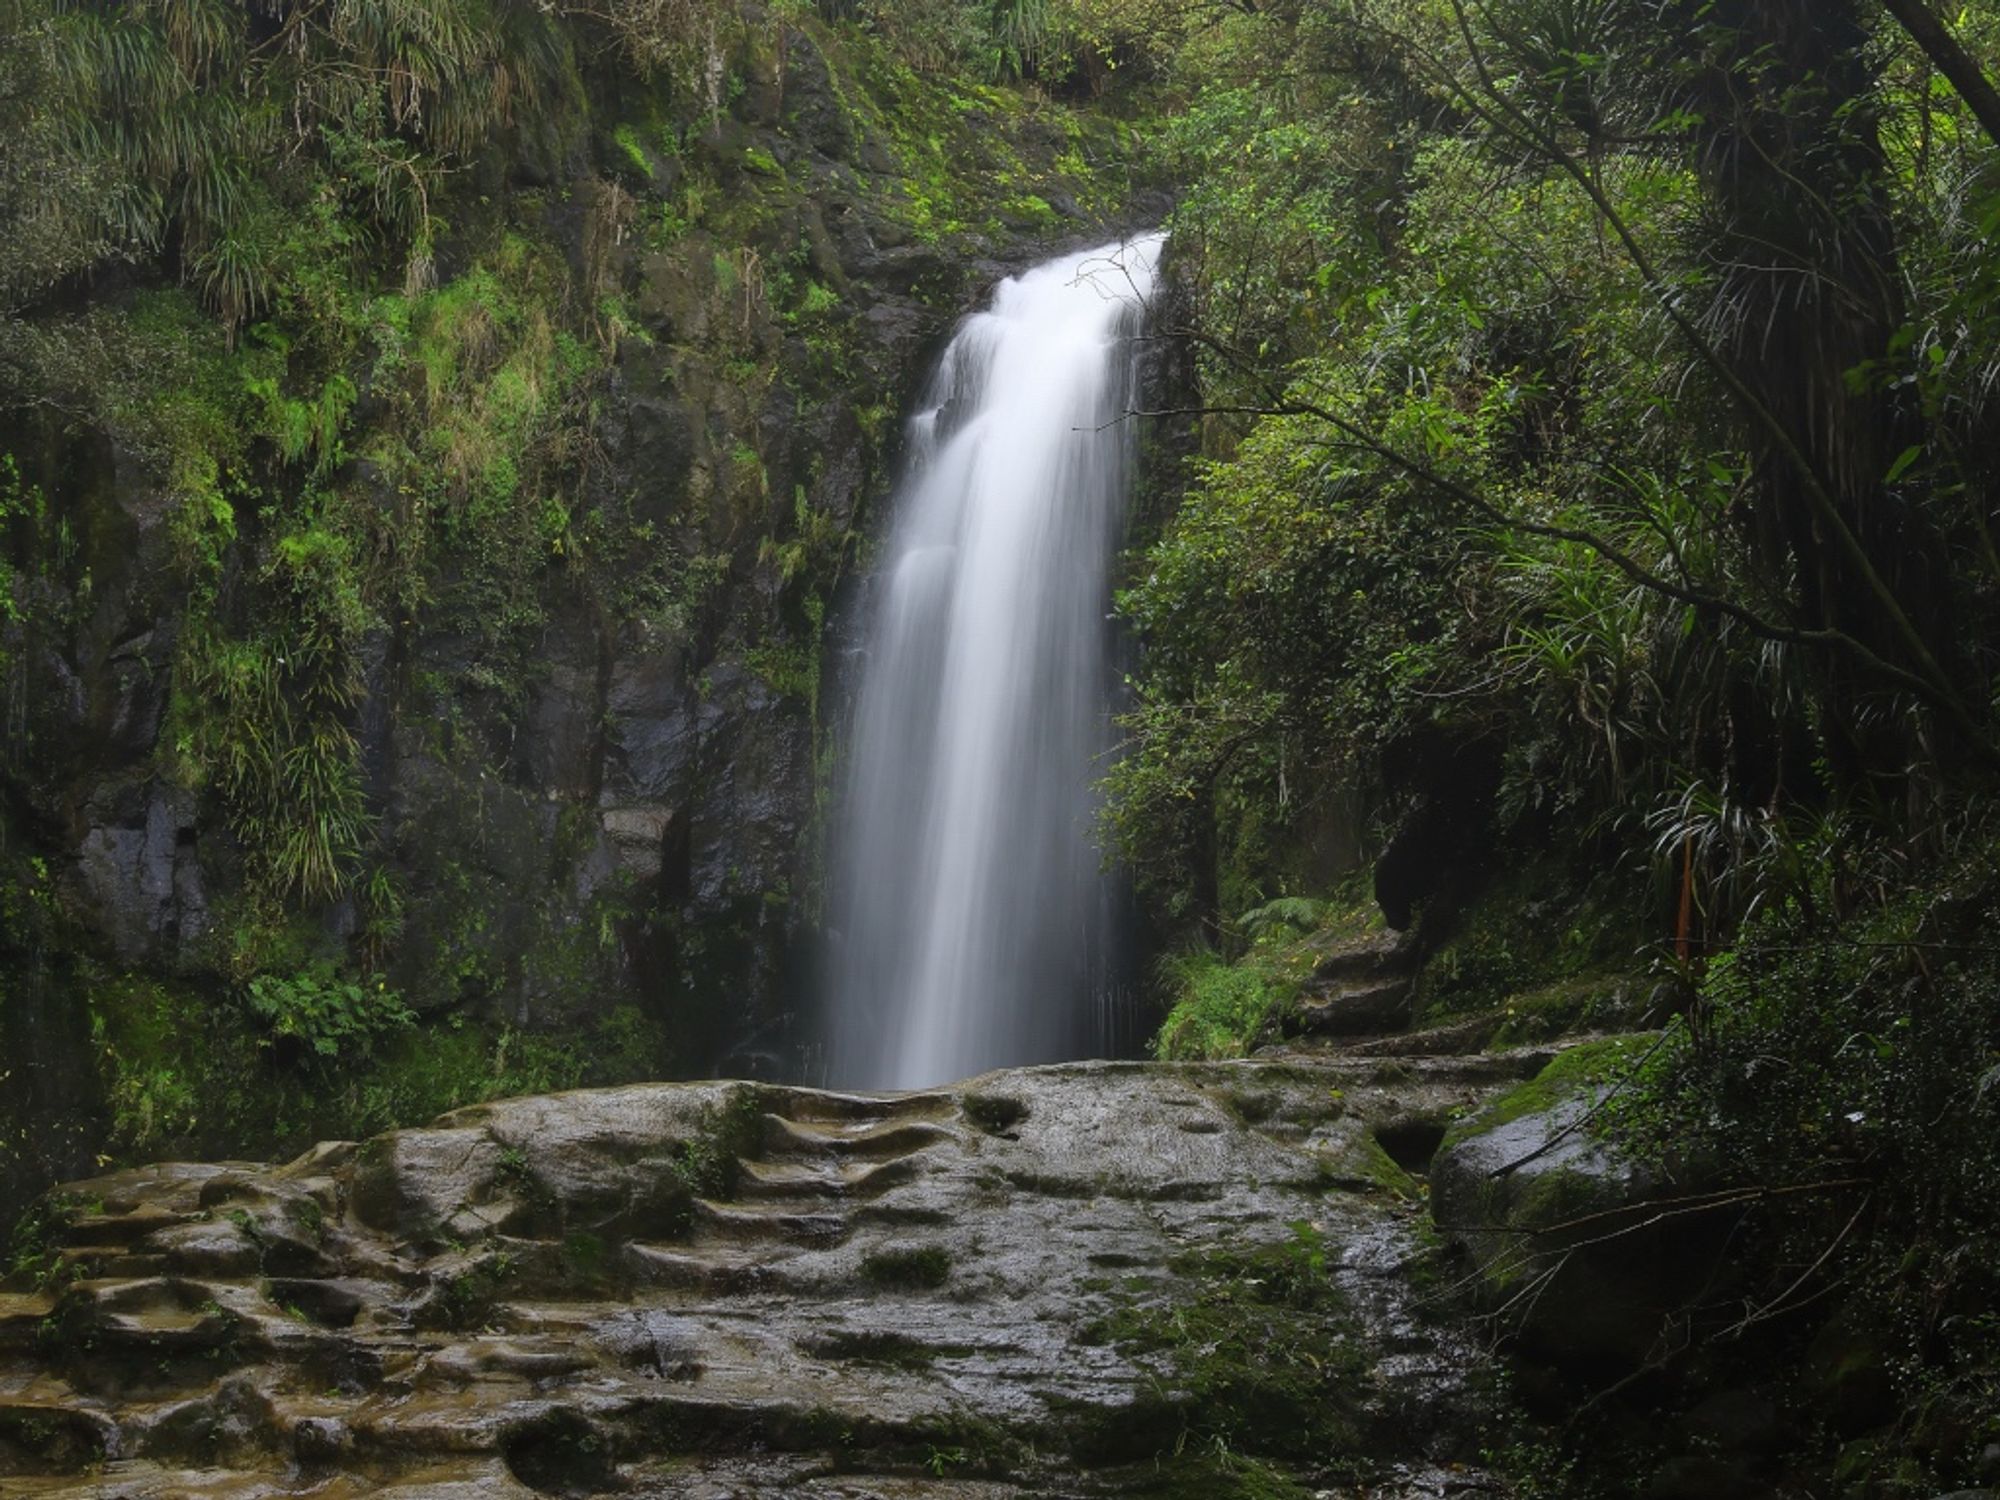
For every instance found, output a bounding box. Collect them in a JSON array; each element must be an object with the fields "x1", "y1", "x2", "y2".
[
  {"x1": 5, "y1": 0, "x2": 2000, "y2": 1494},
  {"x1": 1104, "y1": 1, "x2": 2000, "y2": 1492},
  {"x1": 0, "y1": 0, "x2": 1152, "y2": 1179}
]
